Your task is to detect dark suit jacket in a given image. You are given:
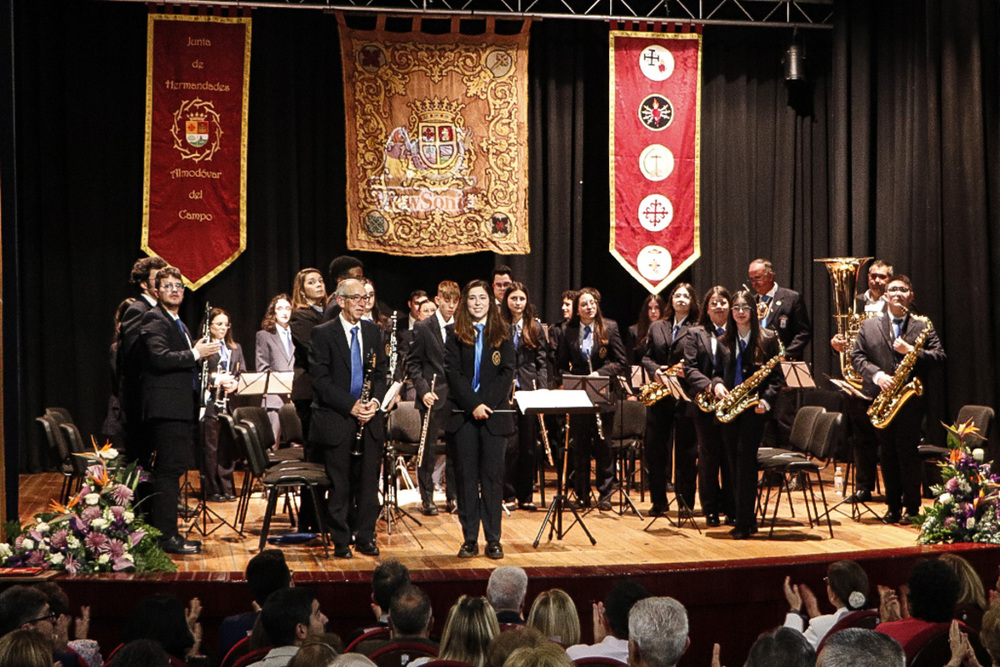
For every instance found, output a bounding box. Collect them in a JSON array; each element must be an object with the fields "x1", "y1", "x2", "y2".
[
  {"x1": 309, "y1": 317, "x2": 388, "y2": 446},
  {"x1": 512, "y1": 320, "x2": 549, "y2": 391},
  {"x1": 554, "y1": 319, "x2": 628, "y2": 381},
  {"x1": 406, "y1": 315, "x2": 450, "y2": 415},
  {"x1": 761, "y1": 286, "x2": 812, "y2": 360},
  {"x1": 290, "y1": 306, "x2": 325, "y2": 402},
  {"x1": 682, "y1": 327, "x2": 721, "y2": 396},
  {"x1": 255, "y1": 328, "x2": 295, "y2": 409},
  {"x1": 117, "y1": 295, "x2": 156, "y2": 419},
  {"x1": 641, "y1": 316, "x2": 695, "y2": 375},
  {"x1": 717, "y1": 330, "x2": 784, "y2": 408},
  {"x1": 139, "y1": 304, "x2": 200, "y2": 422},
  {"x1": 444, "y1": 326, "x2": 516, "y2": 437},
  {"x1": 850, "y1": 312, "x2": 945, "y2": 401}
]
